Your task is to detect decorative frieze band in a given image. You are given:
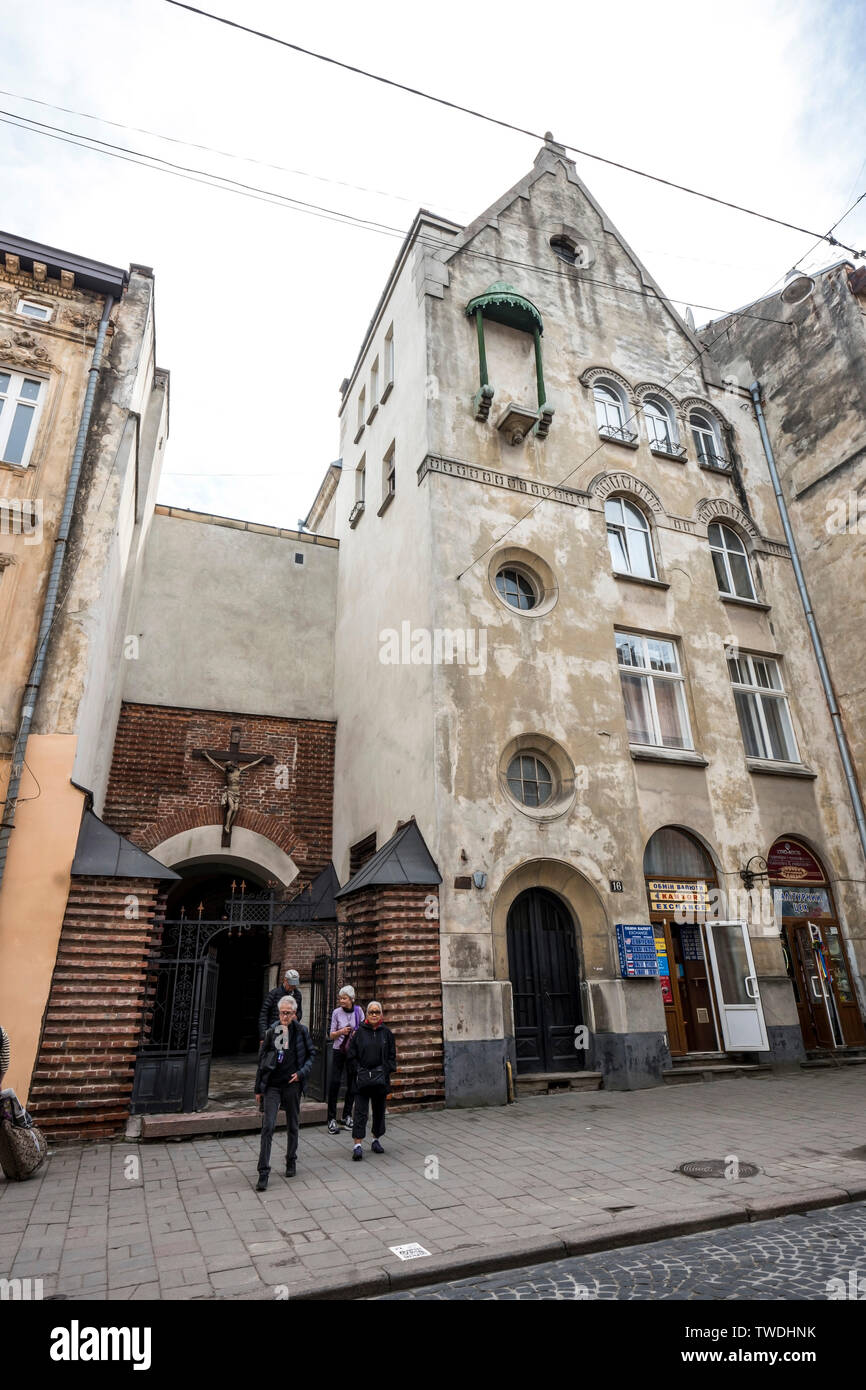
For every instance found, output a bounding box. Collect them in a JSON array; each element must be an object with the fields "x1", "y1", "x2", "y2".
[{"x1": 417, "y1": 454, "x2": 591, "y2": 508}]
